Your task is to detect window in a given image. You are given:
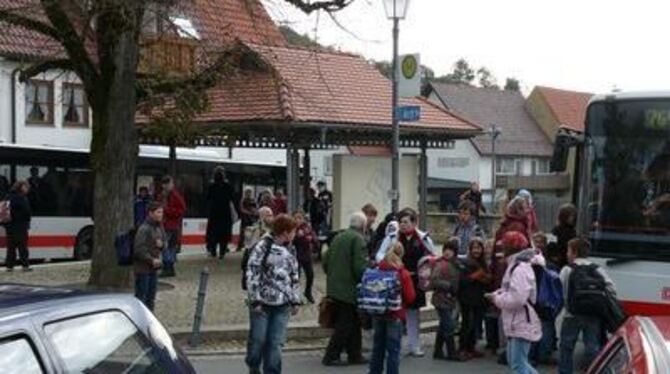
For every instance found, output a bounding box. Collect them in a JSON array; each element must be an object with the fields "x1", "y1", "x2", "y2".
[
  {"x1": 495, "y1": 158, "x2": 518, "y2": 175},
  {"x1": 17, "y1": 165, "x2": 93, "y2": 217},
  {"x1": 25, "y1": 80, "x2": 54, "y2": 125},
  {"x1": 437, "y1": 157, "x2": 469, "y2": 169},
  {"x1": 595, "y1": 339, "x2": 629, "y2": 374},
  {"x1": 533, "y1": 159, "x2": 552, "y2": 175},
  {"x1": 45, "y1": 311, "x2": 168, "y2": 373},
  {"x1": 62, "y1": 83, "x2": 89, "y2": 127},
  {"x1": 0, "y1": 336, "x2": 44, "y2": 374}
]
